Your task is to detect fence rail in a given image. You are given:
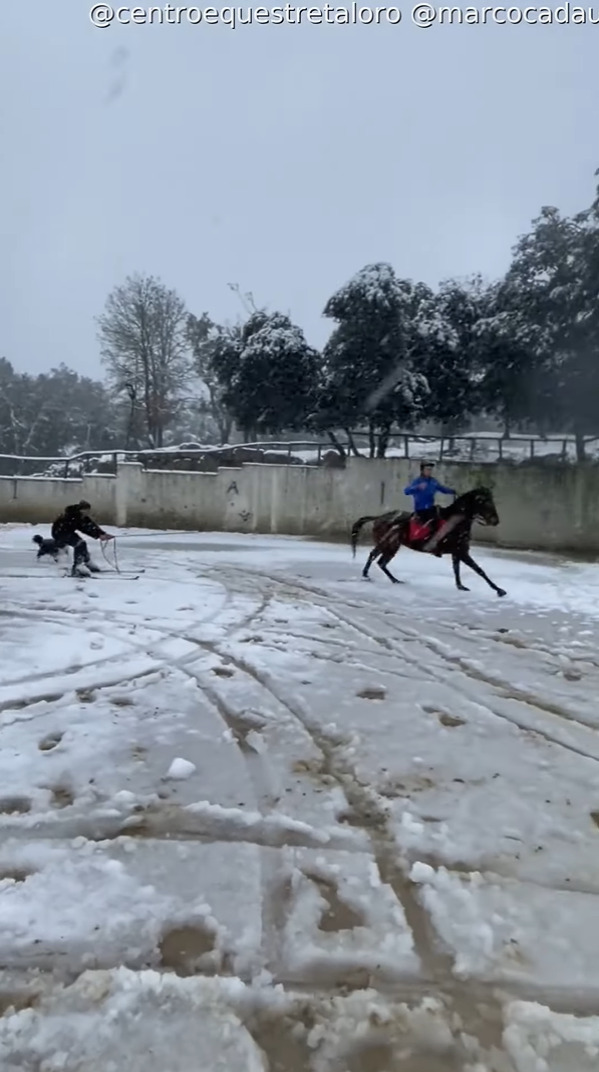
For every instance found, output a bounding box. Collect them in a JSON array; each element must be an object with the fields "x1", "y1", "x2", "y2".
[{"x1": 0, "y1": 433, "x2": 598, "y2": 478}]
